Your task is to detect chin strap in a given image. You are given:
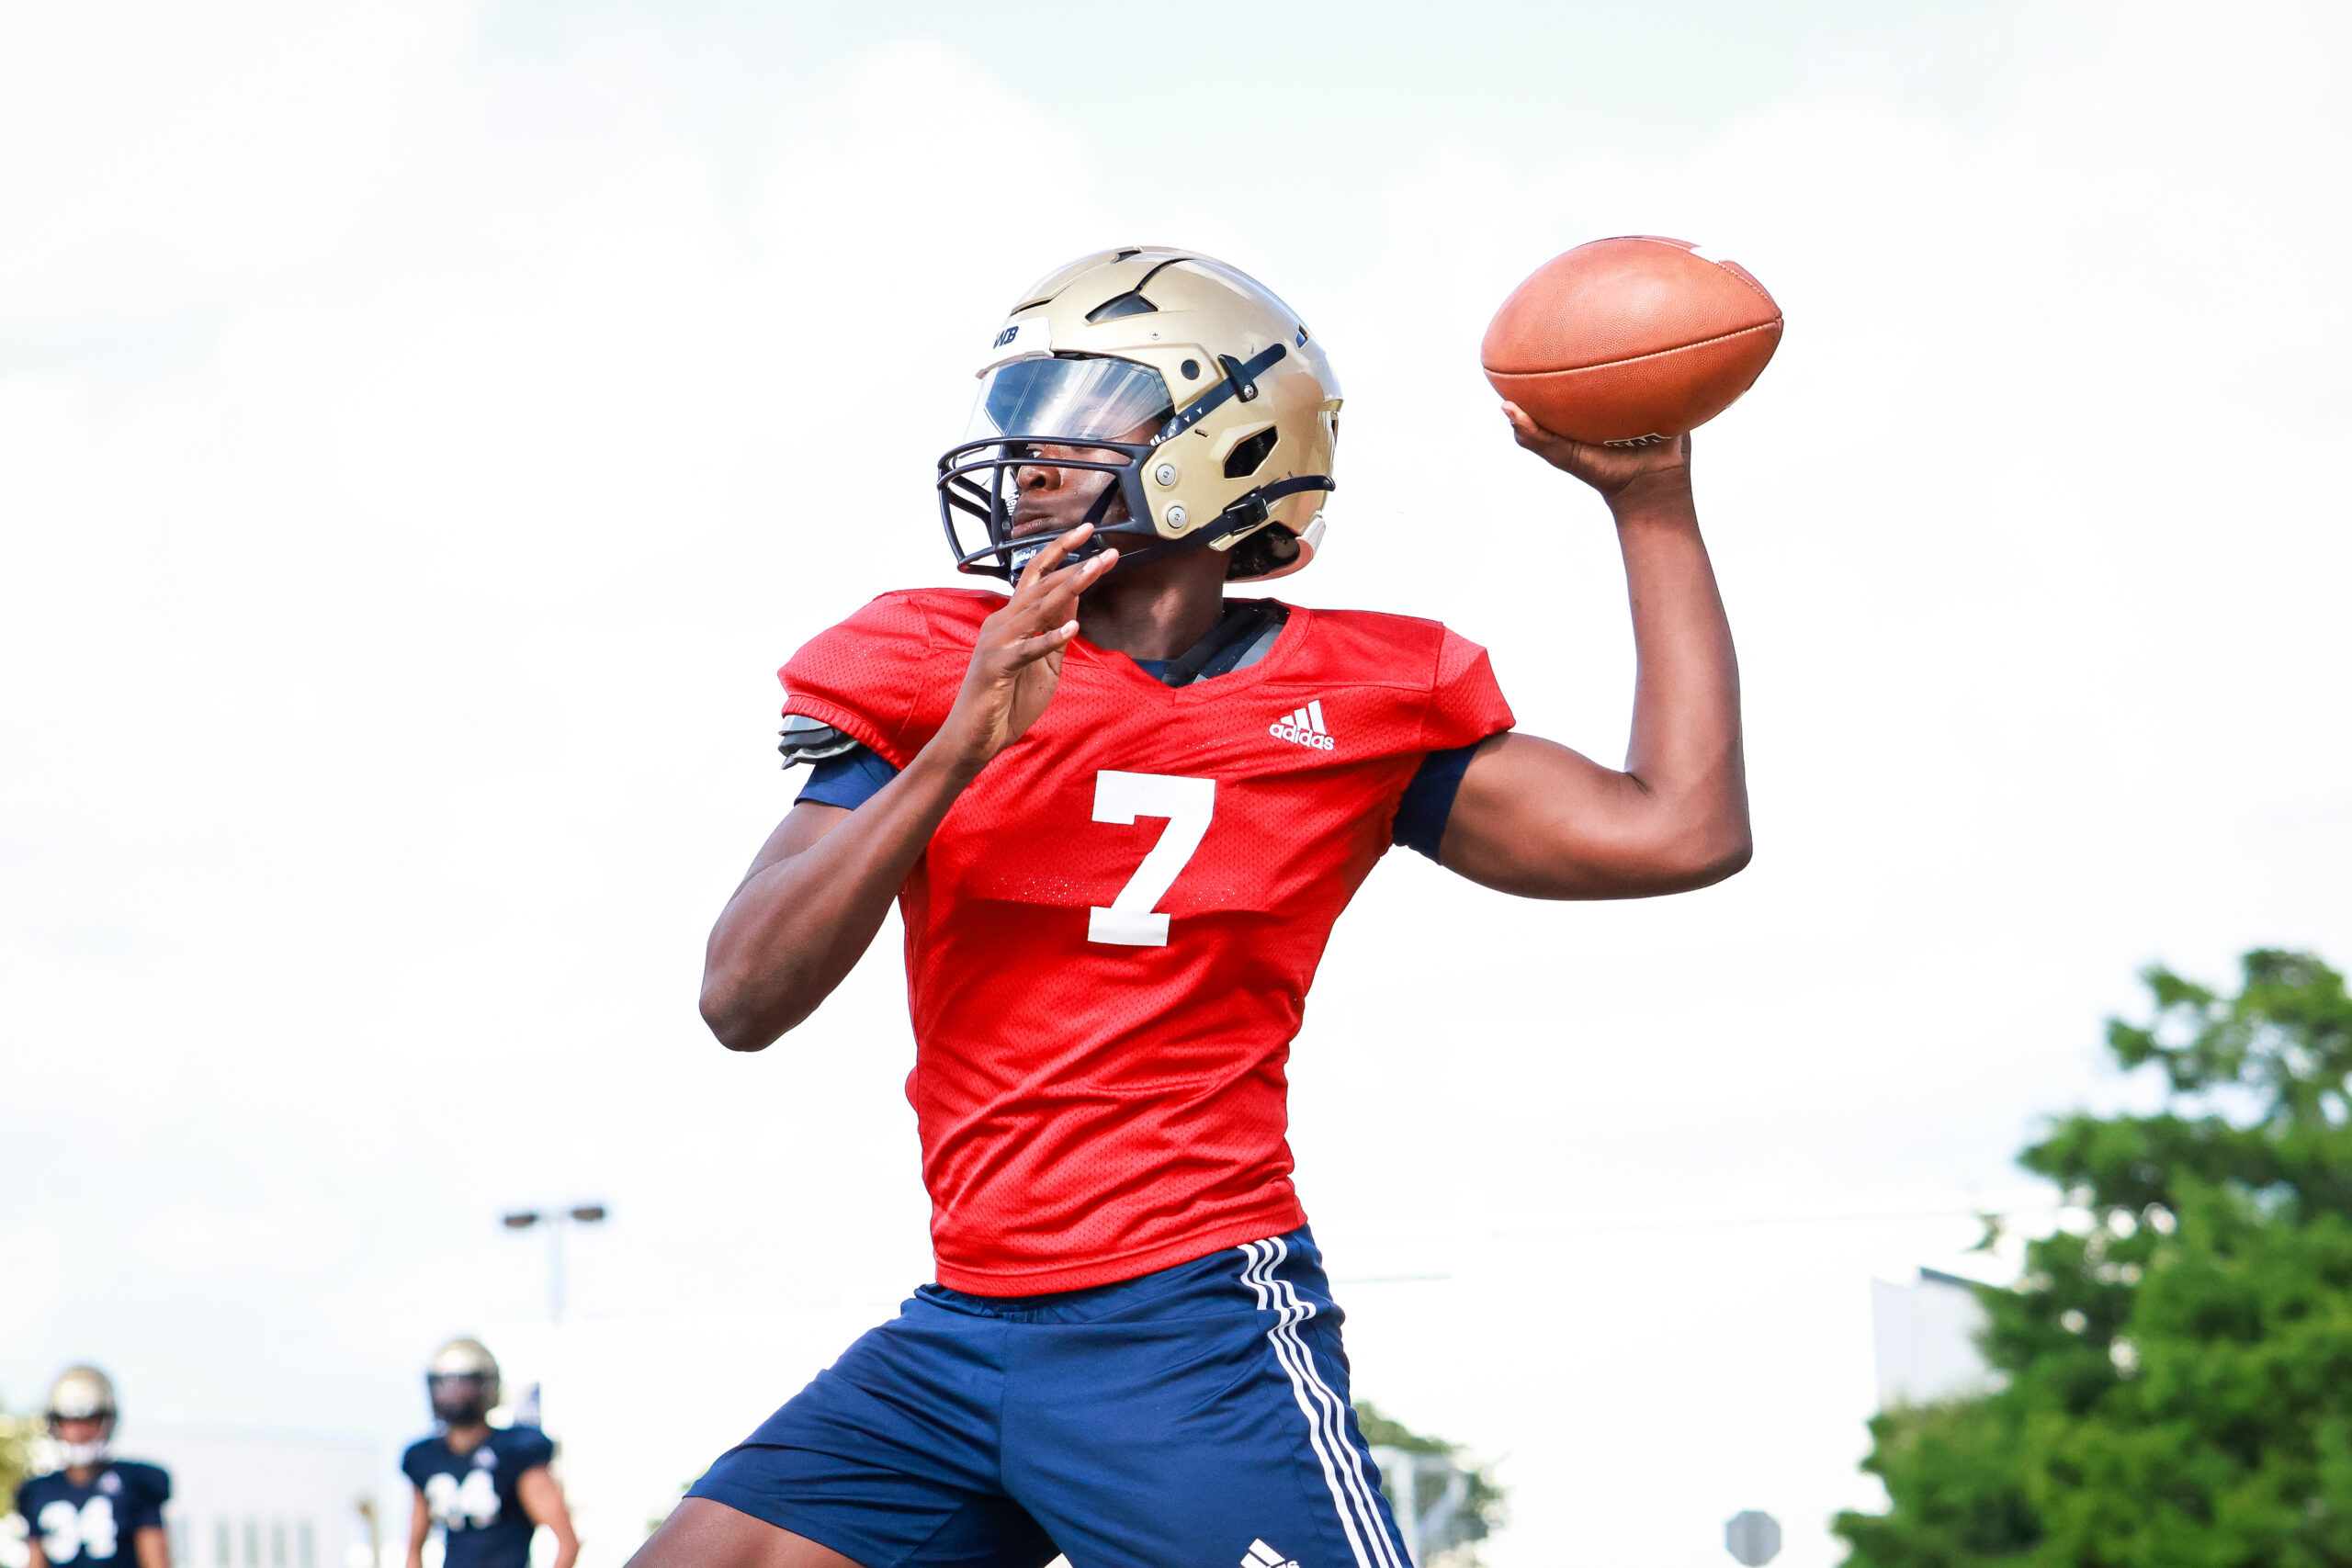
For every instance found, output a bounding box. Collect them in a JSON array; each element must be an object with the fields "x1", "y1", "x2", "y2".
[{"x1": 1216, "y1": 474, "x2": 1333, "y2": 532}]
